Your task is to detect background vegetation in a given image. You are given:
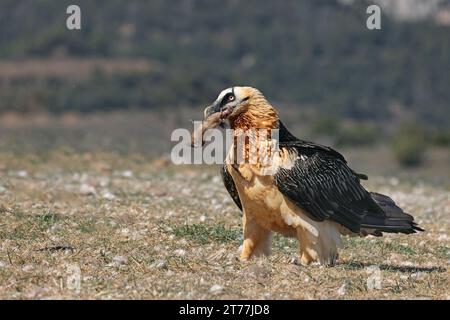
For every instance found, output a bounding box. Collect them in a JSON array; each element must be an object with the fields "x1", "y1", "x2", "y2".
[
  {"x1": 0, "y1": 0, "x2": 449, "y2": 168},
  {"x1": 0, "y1": 0, "x2": 449, "y2": 126}
]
